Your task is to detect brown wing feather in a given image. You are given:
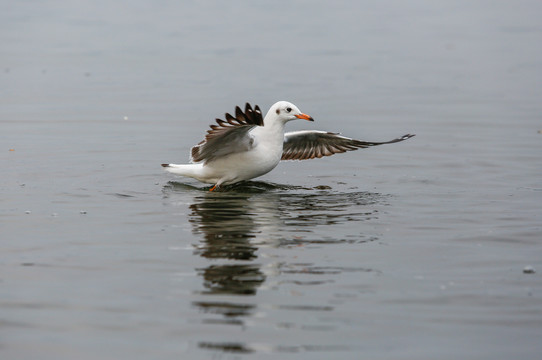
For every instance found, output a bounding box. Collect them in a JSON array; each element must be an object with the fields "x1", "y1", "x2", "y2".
[
  {"x1": 190, "y1": 103, "x2": 264, "y2": 163},
  {"x1": 282, "y1": 132, "x2": 414, "y2": 161}
]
